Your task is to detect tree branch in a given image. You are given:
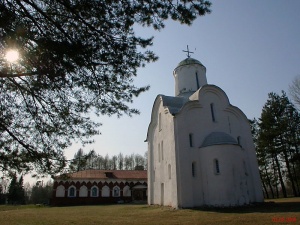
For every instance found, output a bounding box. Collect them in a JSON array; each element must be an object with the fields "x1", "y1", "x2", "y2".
[{"x1": 0, "y1": 71, "x2": 40, "y2": 78}]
